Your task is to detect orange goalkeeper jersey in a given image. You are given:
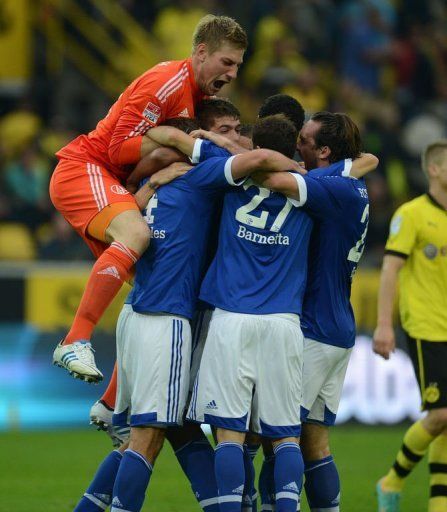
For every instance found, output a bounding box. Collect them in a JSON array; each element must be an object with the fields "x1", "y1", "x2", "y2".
[{"x1": 56, "y1": 58, "x2": 204, "y2": 183}]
